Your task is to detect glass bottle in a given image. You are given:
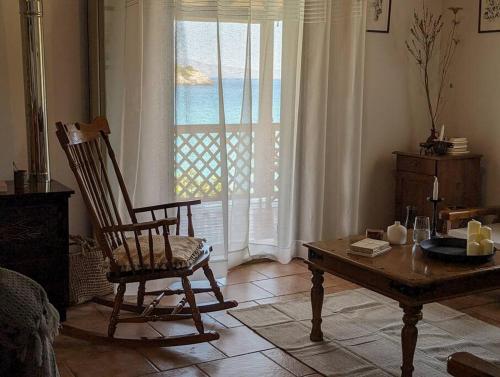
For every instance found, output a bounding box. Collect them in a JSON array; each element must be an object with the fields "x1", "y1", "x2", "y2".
[{"x1": 404, "y1": 205, "x2": 417, "y2": 229}]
